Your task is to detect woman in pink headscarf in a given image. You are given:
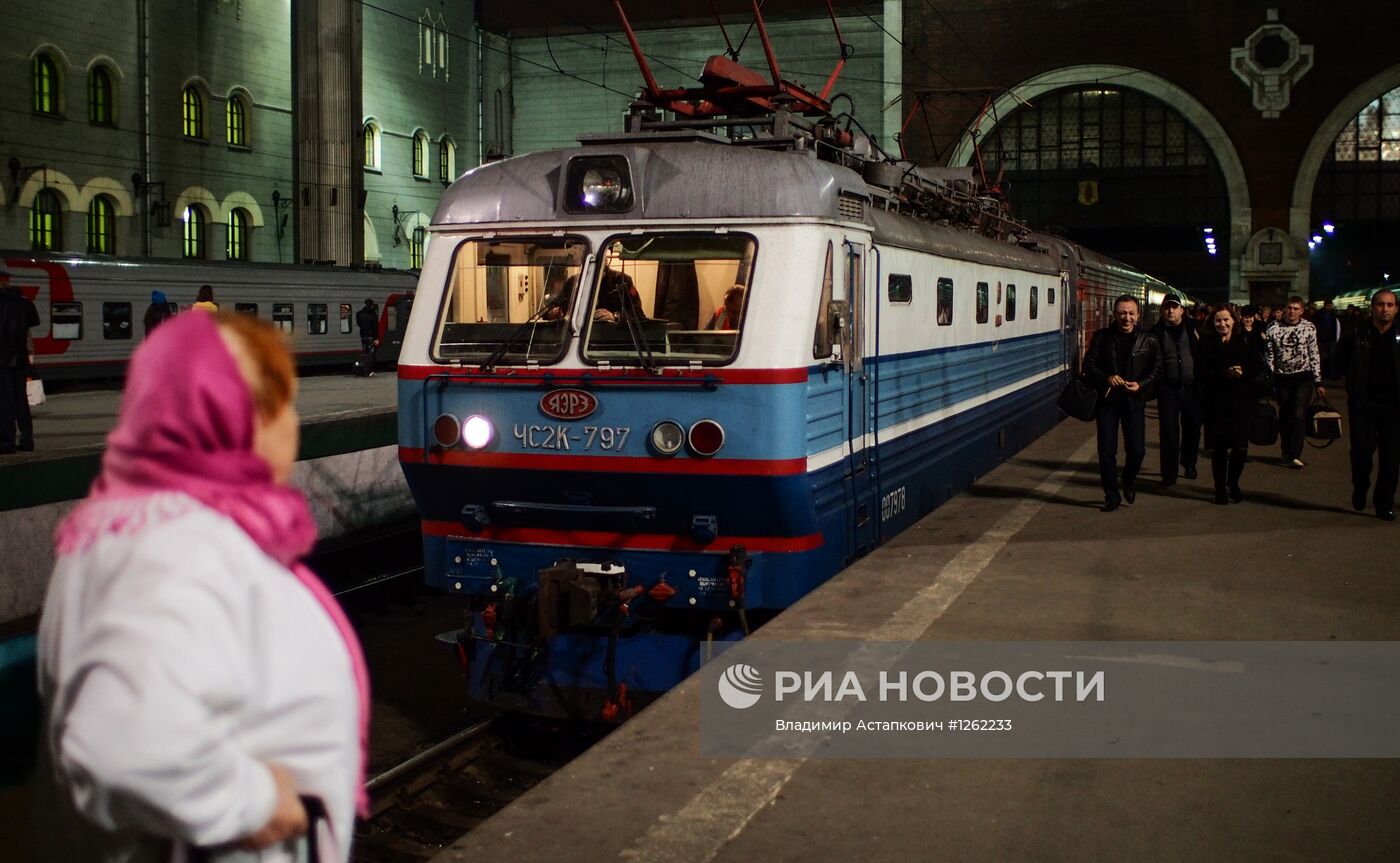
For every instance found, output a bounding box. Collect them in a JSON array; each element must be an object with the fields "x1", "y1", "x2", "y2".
[{"x1": 35, "y1": 311, "x2": 368, "y2": 862}]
